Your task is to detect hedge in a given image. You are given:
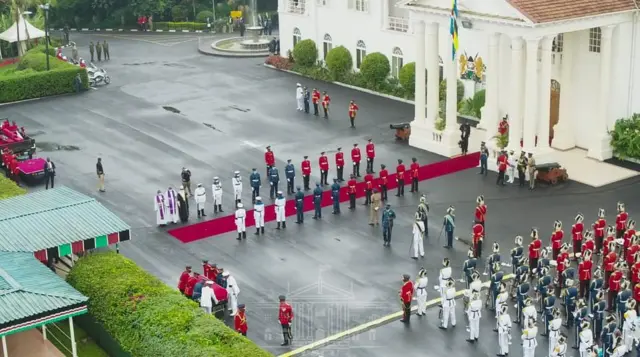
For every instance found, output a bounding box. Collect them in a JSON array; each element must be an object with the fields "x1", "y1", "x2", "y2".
[
  {"x1": 292, "y1": 39, "x2": 318, "y2": 67},
  {"x1": 439, "y1": 79, "x2": 465, "y2": 104},
  {"x1": 154, "y1": 22, "x2": 208, "y2": 31},
  {"x1": 66, "y1": 252, "x2": 273, "y2": 357},
  {"x1": 0, "y1": 64, "x2": 88, "y2": 103},
  {"x1": 196, "y1": 11, "x2": 214, "y2": 23},
  {"x1": 325, "y1": 46, "x2": 352, "y2": 80},
  {"x1": 359, "y1": 52, "x2": 390, "y2": 88},
  {"x1": 398, "y1": 62, "x2": 416, "y2": 95},
  {"x1": 0, "y1": 175, "x2": 26, "y2": 200},
  {"x1": 610, "y1": 113, "x2": 640, "y2": 160}
]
